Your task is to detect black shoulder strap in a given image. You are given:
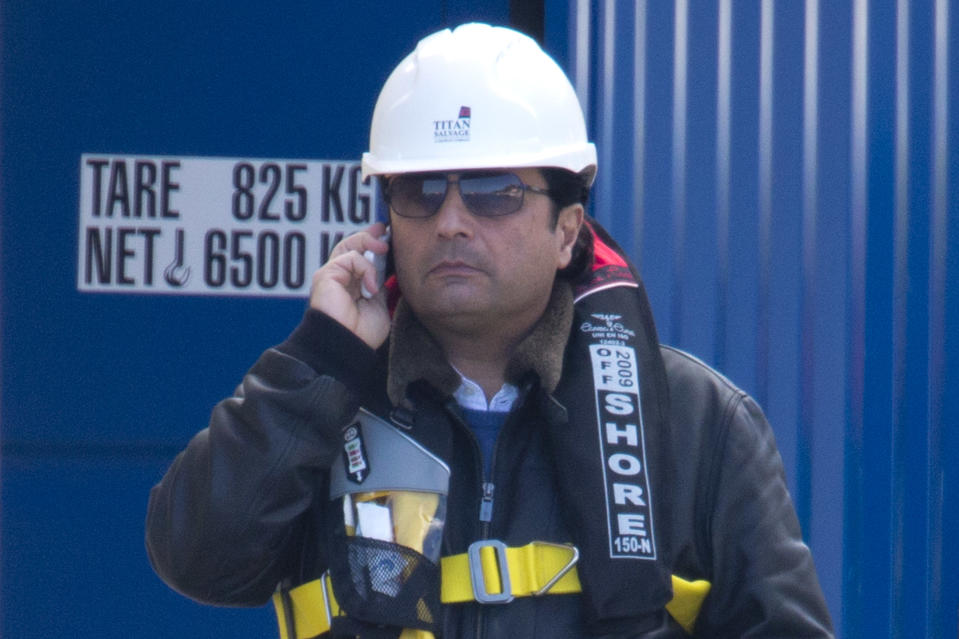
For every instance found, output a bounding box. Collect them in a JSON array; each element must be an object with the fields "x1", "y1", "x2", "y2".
[{"x1": 548, "y1": 219, "x2": 674, "y2": 631}]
